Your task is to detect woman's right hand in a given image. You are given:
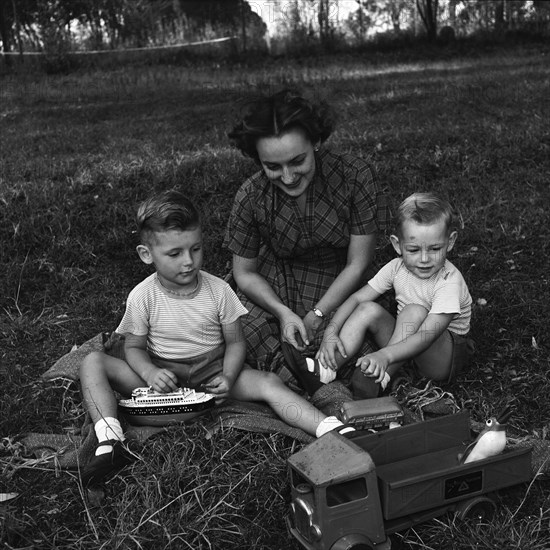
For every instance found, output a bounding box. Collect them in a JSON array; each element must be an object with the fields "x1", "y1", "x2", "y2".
[{"x1": 279, "y1": 309, "x2": 309, "y2": 351}]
